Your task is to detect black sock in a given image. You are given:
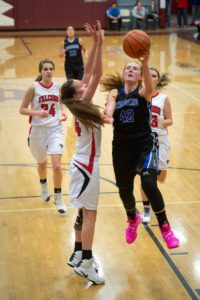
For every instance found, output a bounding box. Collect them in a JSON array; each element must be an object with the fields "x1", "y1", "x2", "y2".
[
  {"x1": 82, "y1": 250, "x2": 92, "y2": 260},
  {"x1": 40, "y1": 179, "x2": 47, "y2": 184},
  {"x1": 126, "y1": 208, "x2": 136, "y2": 220},
  {"x1": 142, "y1": 200, "x2": 150, "y2": 207},
  {"x1": 54, "y1": 188, "x2": 61, "y2": 193},
  {"x1": 74, "y1": 242, "x2": 82, "y2": 252},
  {"x1": 155, "y1": 210, "x2": 169, "y2": 227}
]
